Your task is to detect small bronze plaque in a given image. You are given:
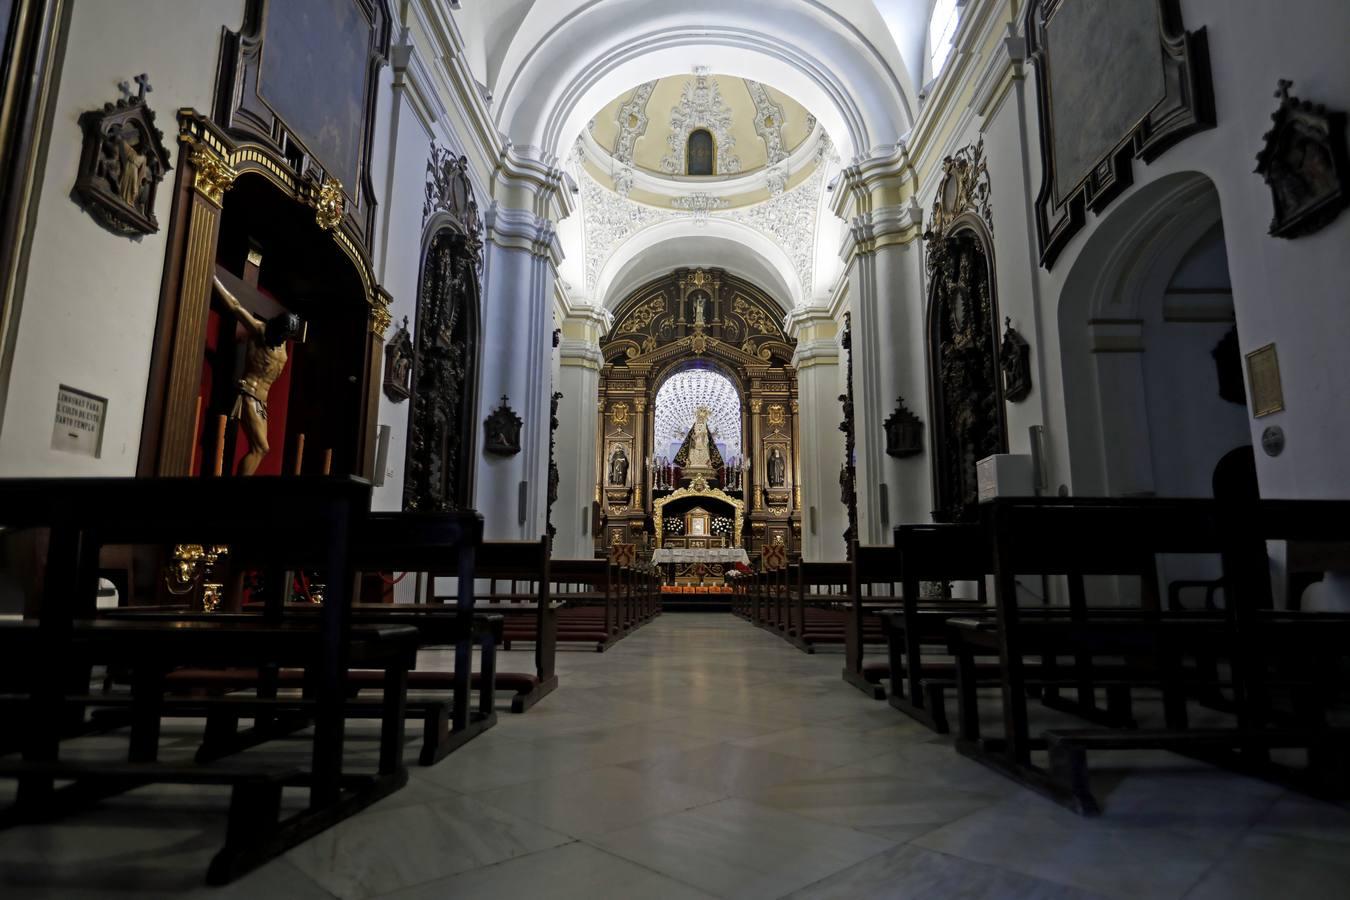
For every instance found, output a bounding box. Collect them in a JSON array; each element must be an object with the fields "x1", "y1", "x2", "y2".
[{"x1": 1245, "y1": 343, "x2": 1285, "y2": 418}]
